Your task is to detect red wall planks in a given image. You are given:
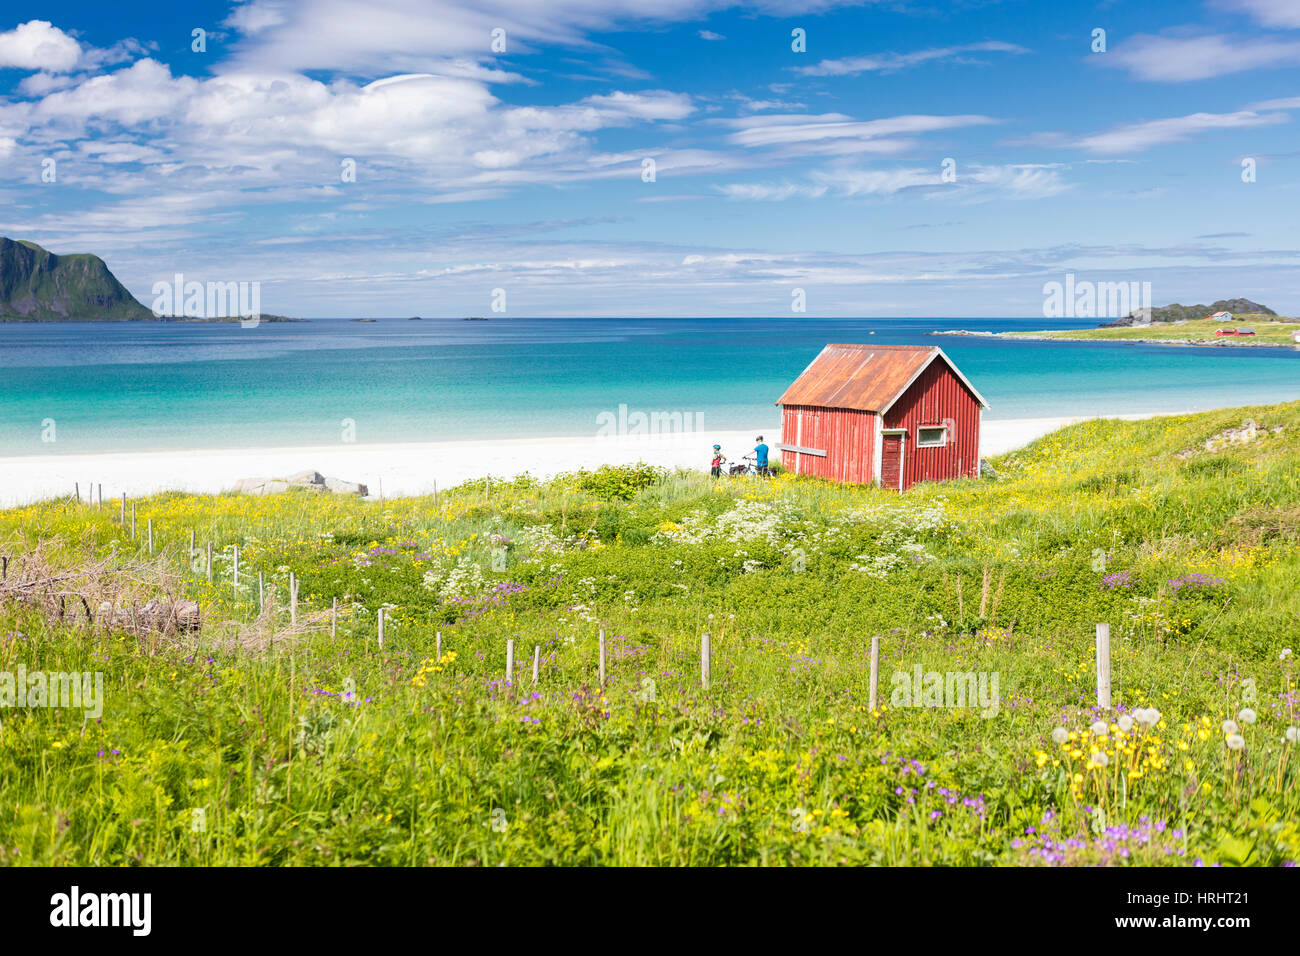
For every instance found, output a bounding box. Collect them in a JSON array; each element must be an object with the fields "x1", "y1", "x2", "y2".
[
  {"x1": 882, "y1": 359, "x2": 981, "y2": 490},
  {"x1": 780, "y1": 404, "x2": 876, "y2": 483}
]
